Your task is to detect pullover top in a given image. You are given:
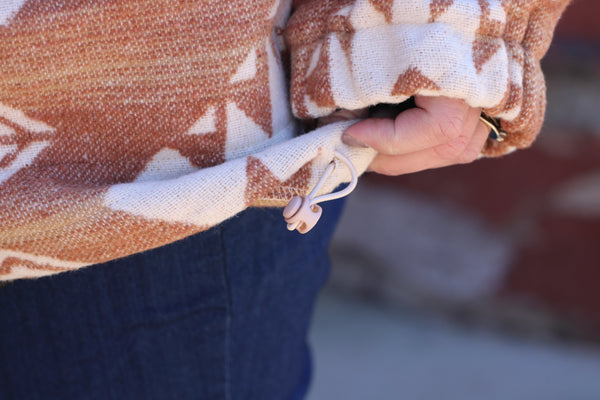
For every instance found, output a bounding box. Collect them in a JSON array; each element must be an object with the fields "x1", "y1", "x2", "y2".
[{"x1": 0, "y1": 0, "x2": 569, "y2": 280}]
